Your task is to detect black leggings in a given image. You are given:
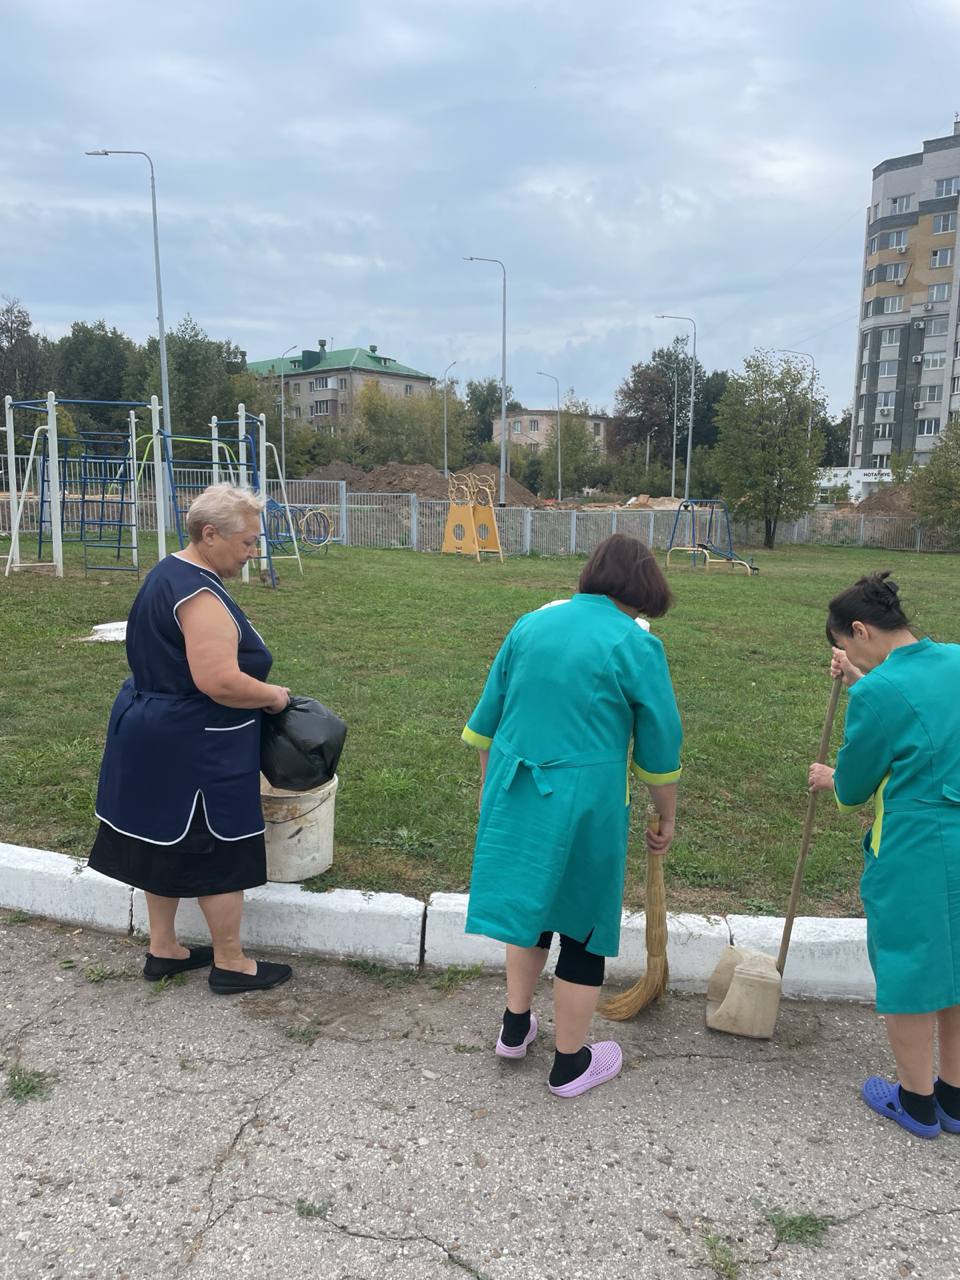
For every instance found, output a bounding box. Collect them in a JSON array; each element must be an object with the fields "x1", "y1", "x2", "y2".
[{"x1": 536, "y1": 931, "x2": 605, "y2": 987}]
